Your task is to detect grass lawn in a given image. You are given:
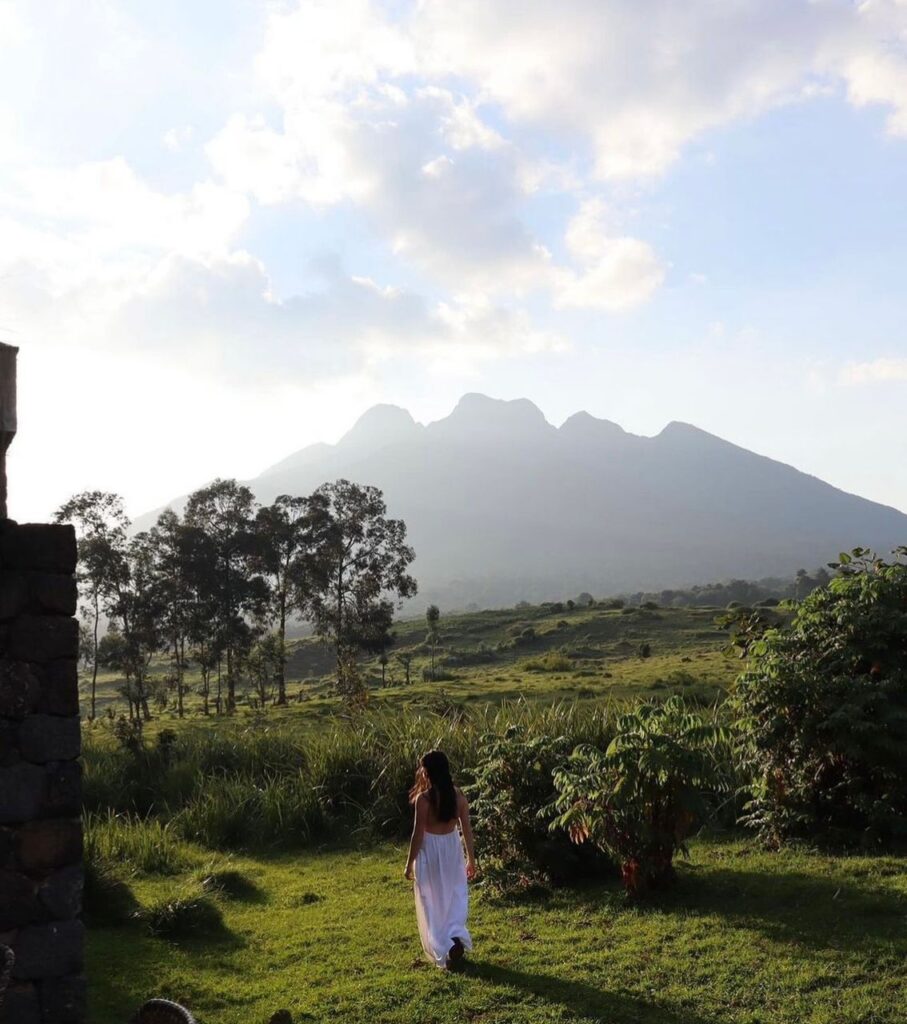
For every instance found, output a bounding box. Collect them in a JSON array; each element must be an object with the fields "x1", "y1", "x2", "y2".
[{"x1": 88, "y1": 837, "x2": 907, "y2": 1024}]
